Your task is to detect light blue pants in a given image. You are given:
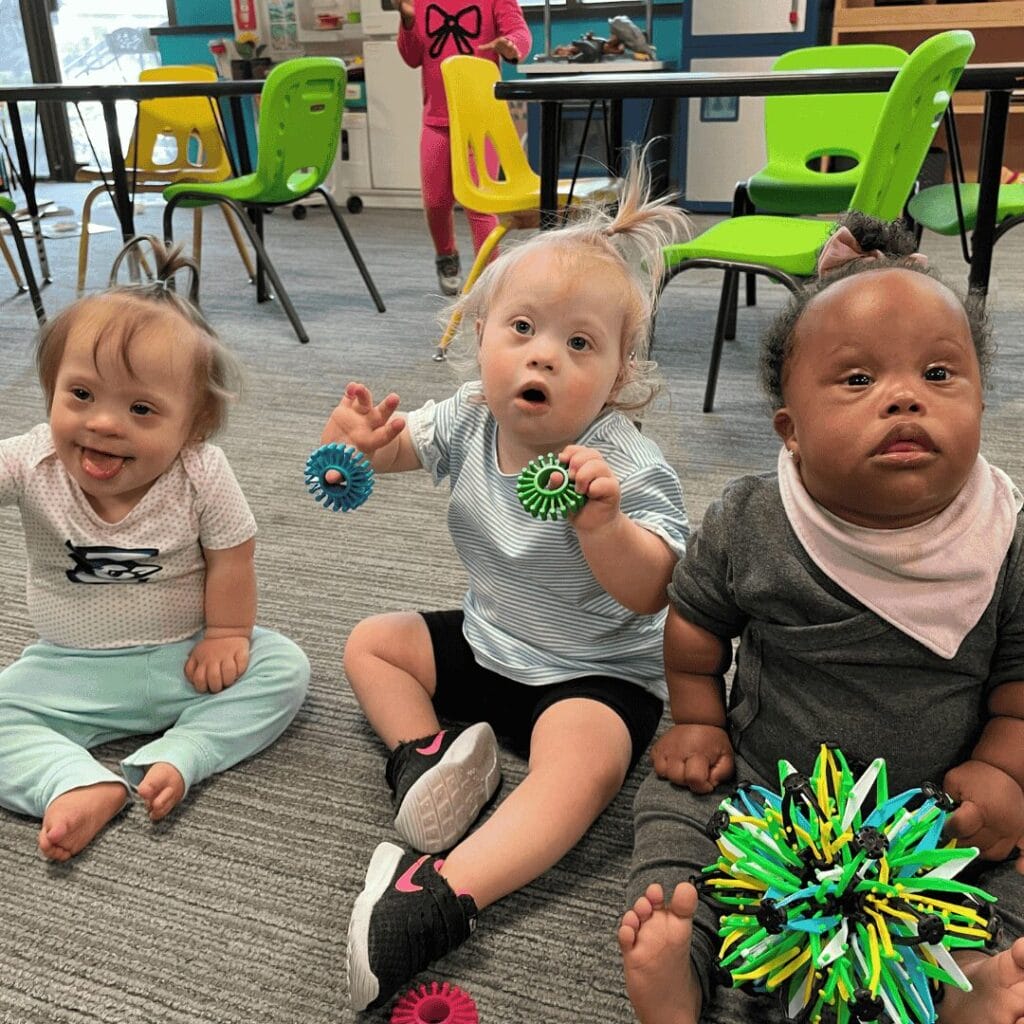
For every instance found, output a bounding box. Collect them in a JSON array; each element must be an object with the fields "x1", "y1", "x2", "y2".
[{"x1": 0, "y1": 627, "x2": 310, "y2": 818}]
